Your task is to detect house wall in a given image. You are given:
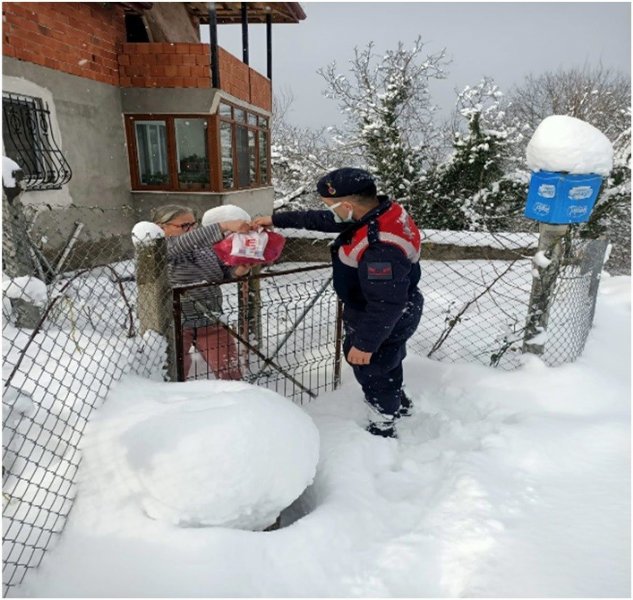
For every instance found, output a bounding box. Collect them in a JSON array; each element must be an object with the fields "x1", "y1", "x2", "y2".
[
  {"x1": 118, "y1": 43, "x2": 272, "y2": 112},
  {"x1": 118, "y1": 43, "x2": 211, "y2": 89},
  {"x1": 218, "y1": 47, "x2": 272, "y2": 112},
  {"x1": 131, "y1": 188, "x2": 275, "y2": 223},
  {"x1": 2, "y1": 56, "x2": 134, "y2": 249},
  {"x1": 2, "y1": 2, "x2": 126, "y2": 86},
  {"x1": 3, "y1": 3, "x2": 275, "y2": 261}
]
